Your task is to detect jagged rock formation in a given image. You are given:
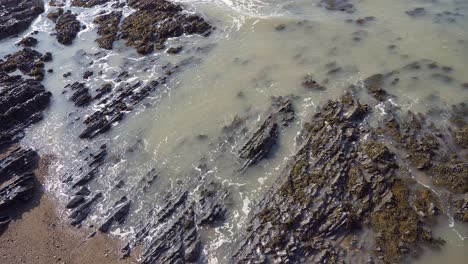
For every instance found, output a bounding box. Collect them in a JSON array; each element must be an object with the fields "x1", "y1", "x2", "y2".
[
  {"x1": 0, "y1": 72, "x2": 51, "y2": 146},
  {"x1": 98, "y1": 196, "x2": 131, "y2": 233},
  {"x1": 302, "y1": 75, "x2": 327, "y2": 91},
  {"x1": 79, "y1": 78, "x2": 164, "y2": 139},
  {"x1": 0, "y1": 0, "x2": 44, "y2": 40},
  {"x1": 231, "y1": 94, "x2": 446, "y2": 263},
  {"x1": 64, "y1": 144, "x2": 108, "y2": 226},
  {"x1": 94, "y1": 11, "x2": 122, "y2": 50},
  {"x1": 124, "y1": 180, "x2": 228, "y2": 263},
  {"x1": 53, "y1": 10, "x2": 81, "y2": 45},
  {"x1": 0, "y1": 48, "x2": 52, "y2": 81},
  {"x1": 0, "y1": 46, "x2": 52, "y2": 234},
  {"x1": 0, "y1": 147, "x2": 39, "y2": 230},
  {"x1": 71, "y1": 0, "x2": 111, "y2": 7},
  {"x1": 65, "y1": 82, "x2": 92, "y2": 107},
  {"x1": 238, "y1": 96, "x2": 294, "y2": 170},
  {"x1": 121, "y1": 0, "x2": 212, "y2": 54}
]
